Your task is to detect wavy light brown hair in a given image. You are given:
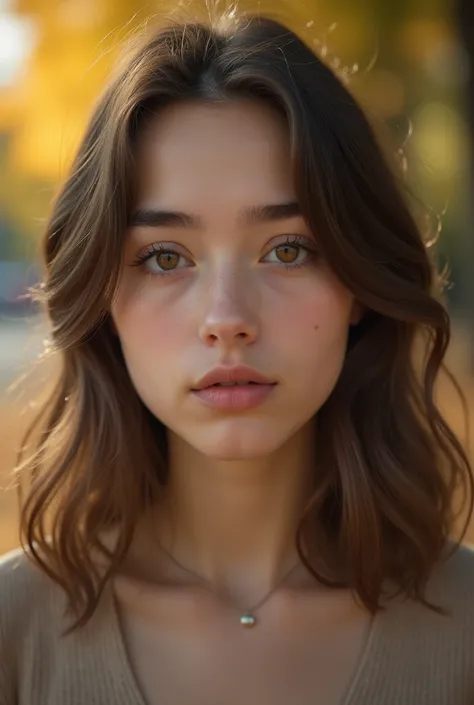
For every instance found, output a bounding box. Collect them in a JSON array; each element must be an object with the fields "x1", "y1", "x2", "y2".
[{"x1": 15, "y1": 9, "x2": 473, "y2": 634}]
